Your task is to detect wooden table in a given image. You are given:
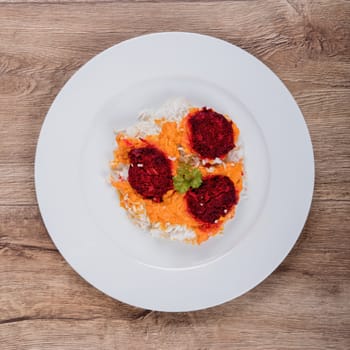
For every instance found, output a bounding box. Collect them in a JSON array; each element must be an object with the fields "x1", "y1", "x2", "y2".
[{"x1": 1, "y1": 1, "x2": 349, "y2": 349}]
